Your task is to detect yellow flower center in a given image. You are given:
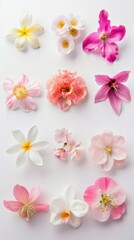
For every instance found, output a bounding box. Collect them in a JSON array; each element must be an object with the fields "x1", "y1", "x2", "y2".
[
  {"x1": 69, "y1": 28, "x2": 79, "y2": 38},
  {"x1": 57, "y1": 20, "x2": 65, "y2": 29},
  {"x1": 19, "y1": 204, "x2": 36, "y2": 220},
  {"x1": 17, "y1": 27, "x2": 30, "y2": 38},
  {"x1": 105, "y1": 146, "x2": 112, "y2": 154},
  {"x1": 13, "y1": 86, "x2": 28, "y2": 100},
  {"x1": 22, "y1": 141, "x2": 32, "y2": 152},
  {"x1": 60, "y1": 210, "x2": 71, "y2": 221},
  {"x1": 100, "y1": 32, "x2": 108, "y2": 41},
  {"x1": 70, "y1": 18, "x2": 78, "y2": 27},
  {"x1": 62, "y1": 39, "x2": 69, "y2": 48},
  {"x1": 100, "y1": 194, "x2": 111, "y2": 206}
]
